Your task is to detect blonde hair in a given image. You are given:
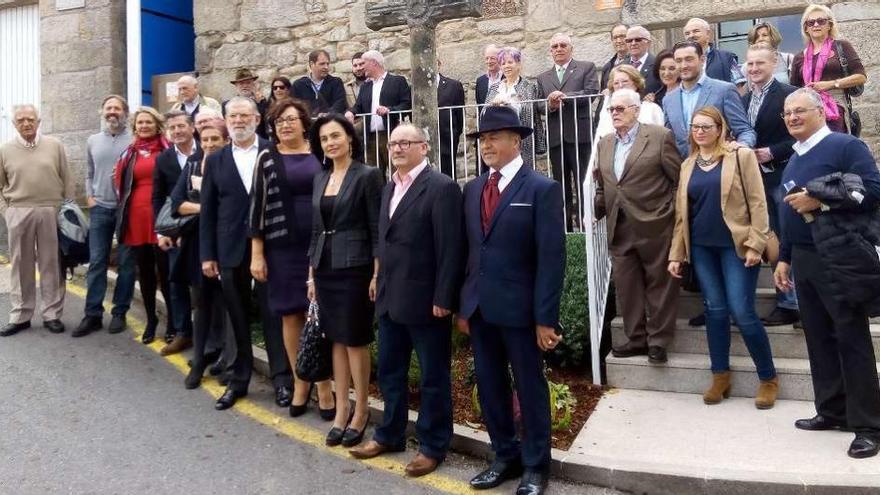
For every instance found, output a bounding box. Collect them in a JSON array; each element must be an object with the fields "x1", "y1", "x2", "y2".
[
  {"x1": 687, "y1": 106, "x2": 729, "y2": 162},
  {"x1": 130, "y1": 106, "x2": 165, "y2": 135},
  {"x1": 608, "y1": 64, "x2": 646, "y2": 94},
  {"x1": 801, "y1": 4, "x2": 839, "y2": 42}
]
